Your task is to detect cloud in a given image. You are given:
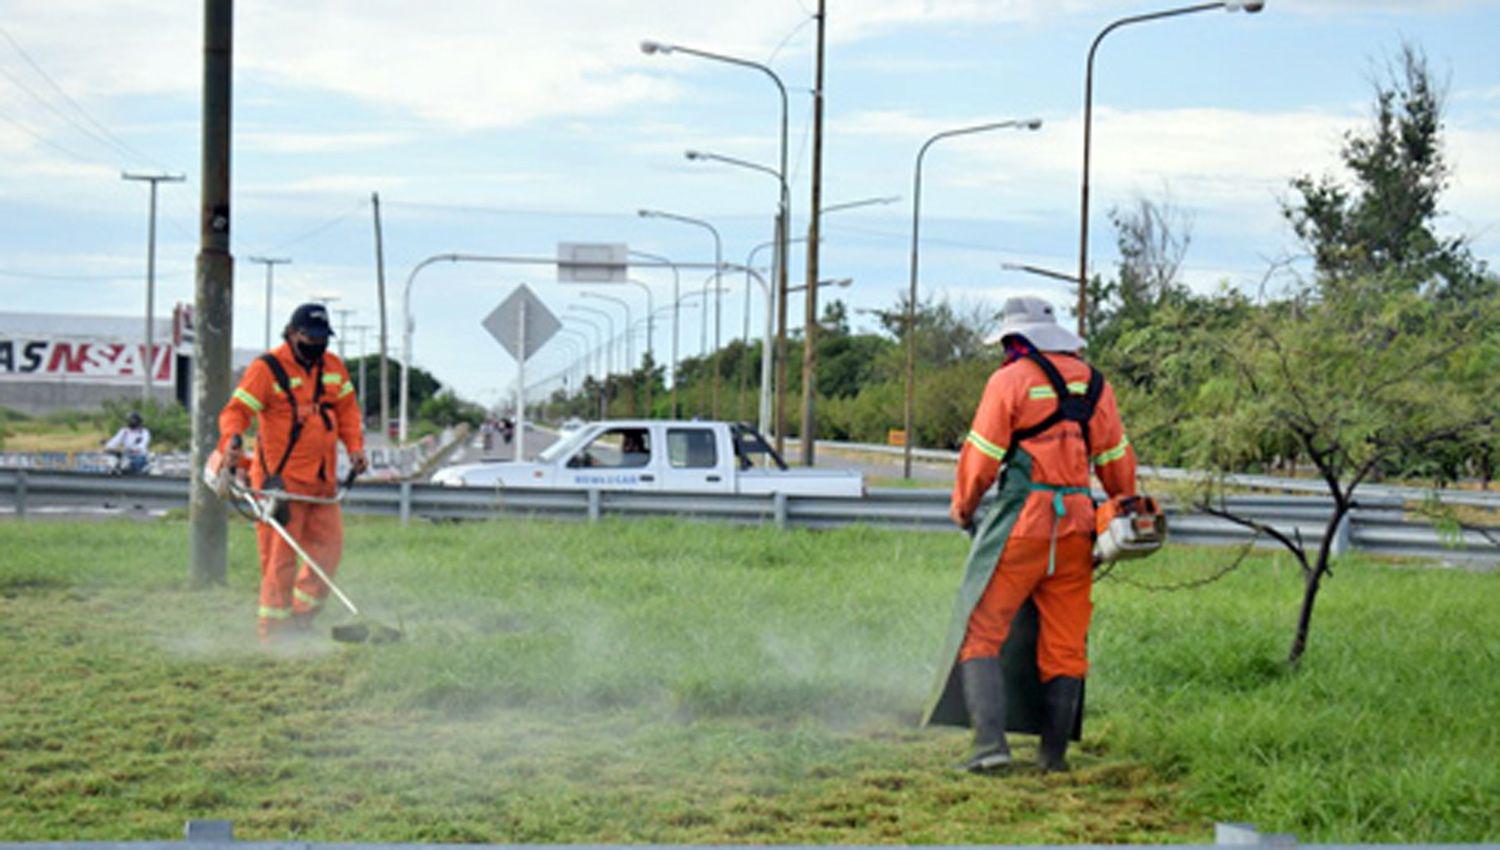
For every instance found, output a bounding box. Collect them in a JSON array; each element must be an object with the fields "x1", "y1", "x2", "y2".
[{"x1": 239, "y1": 130, "x2": 415, "y2": 154}]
